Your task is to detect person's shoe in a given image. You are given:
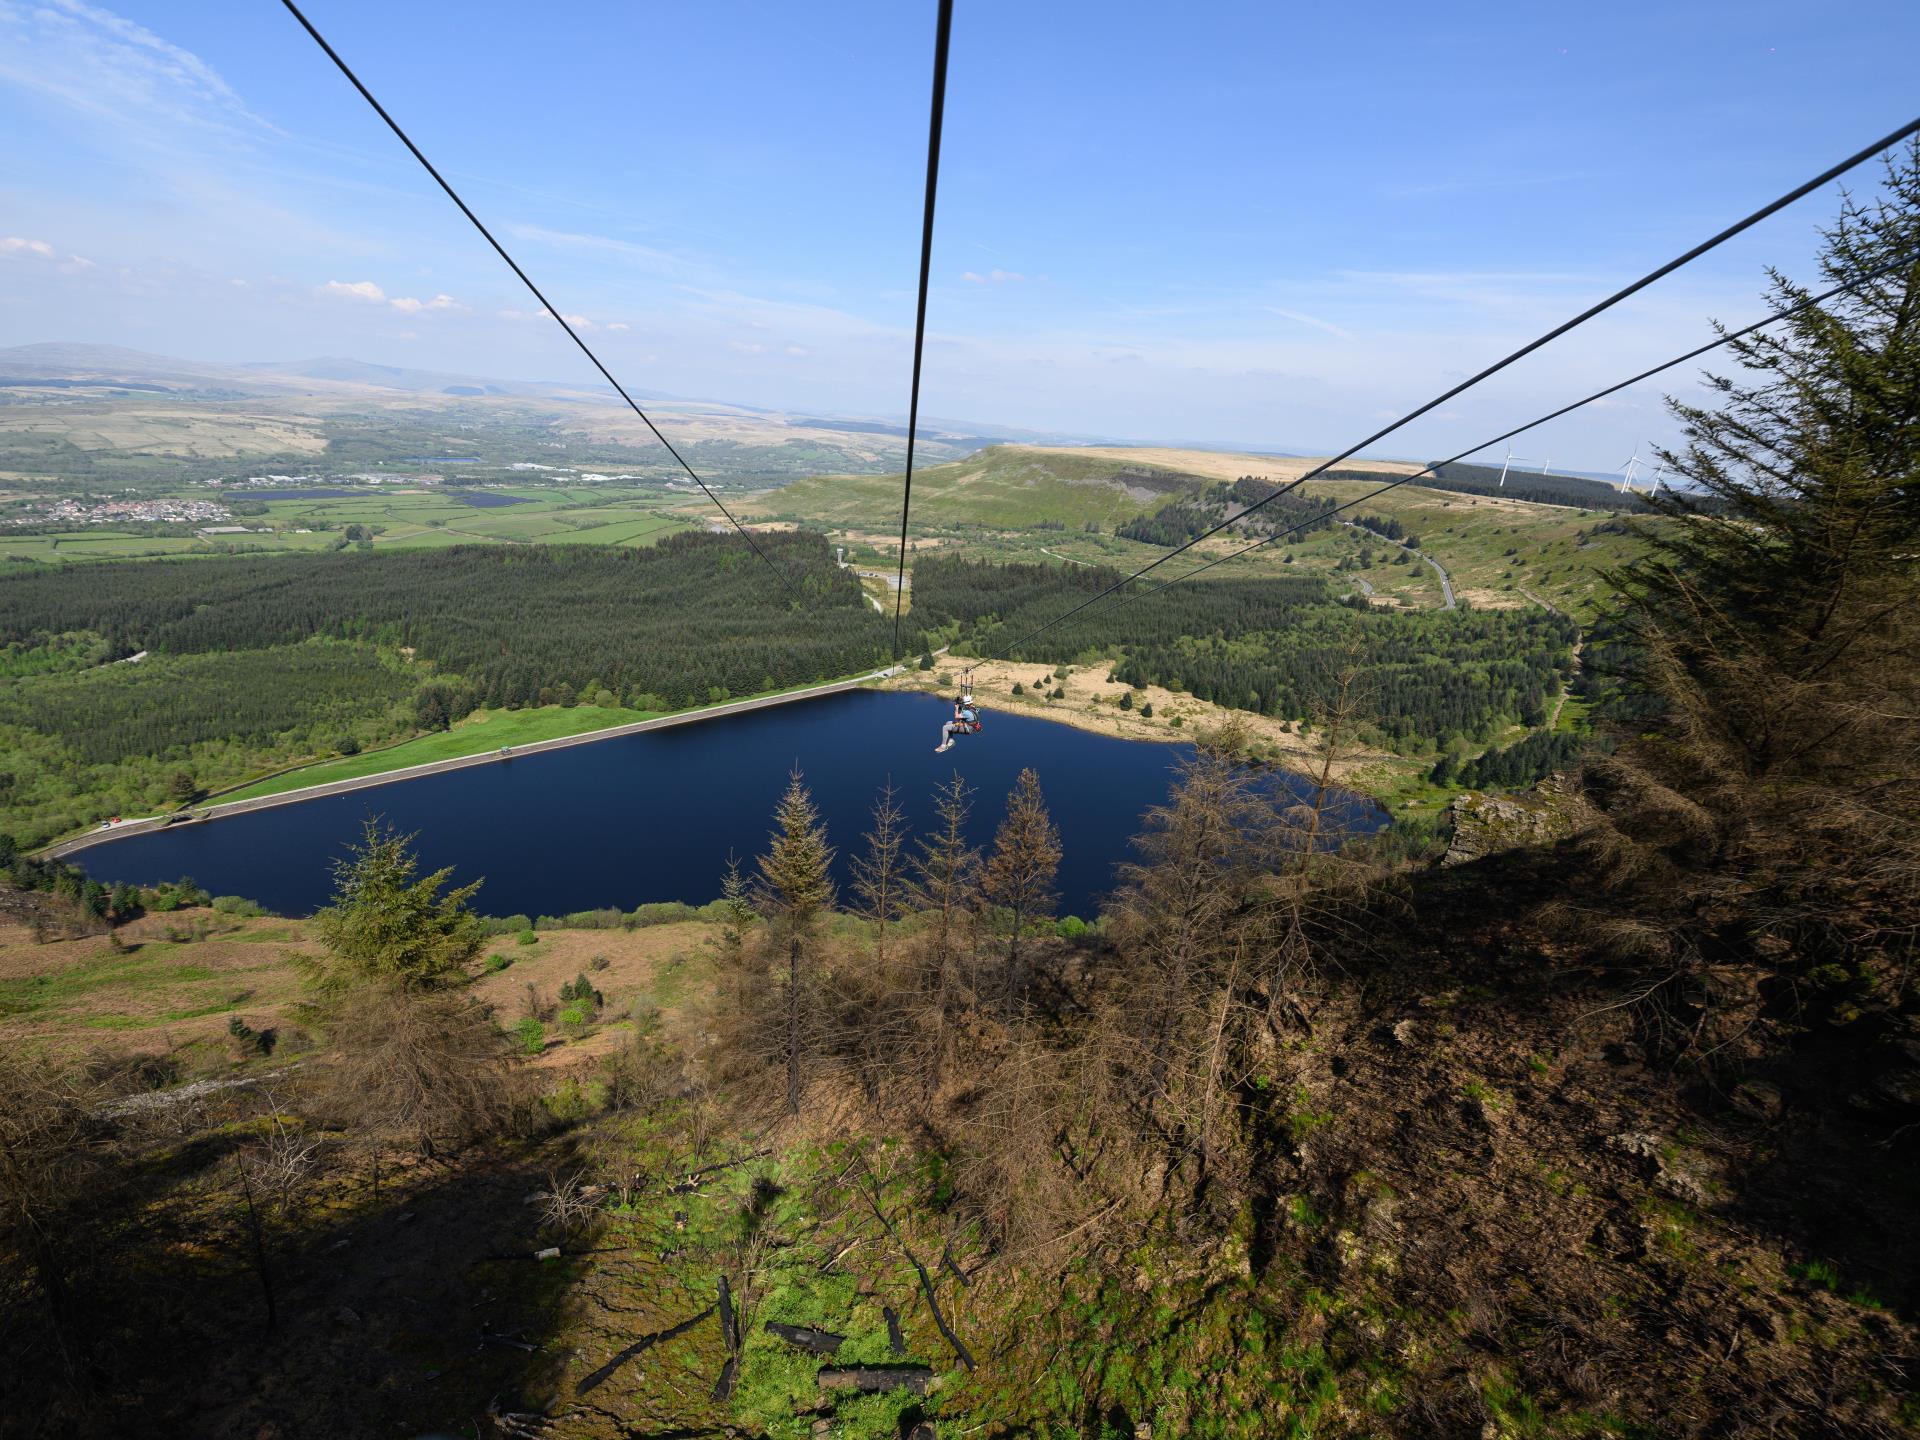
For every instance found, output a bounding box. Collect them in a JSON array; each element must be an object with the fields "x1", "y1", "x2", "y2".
[{"x1": 935, "y1": 741, "x2": 952, "y2": 753}]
